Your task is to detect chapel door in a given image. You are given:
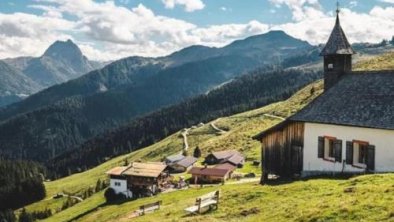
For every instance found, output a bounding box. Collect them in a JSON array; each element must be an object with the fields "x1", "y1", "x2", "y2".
[{"x1": 291, "y1": 145, "x2": 303, "y2": 175}]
